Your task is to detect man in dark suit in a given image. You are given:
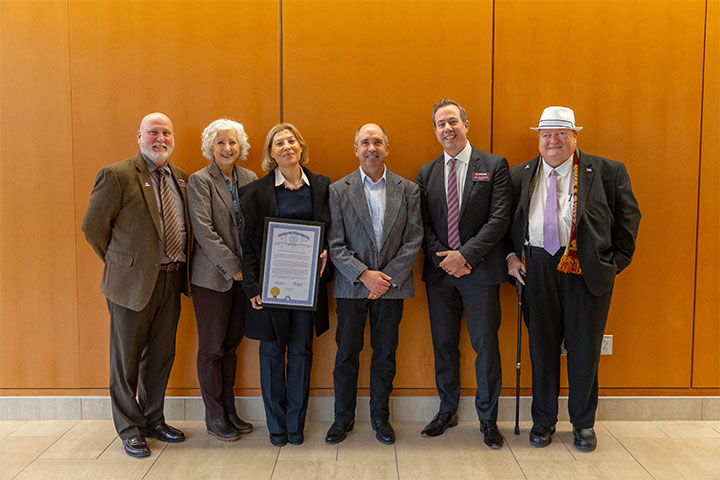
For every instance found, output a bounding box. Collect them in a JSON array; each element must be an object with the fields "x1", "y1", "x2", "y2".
[
  {"x1": 506, "y1": 106, "x2": 640, "y2": 452},
  {"x1": 417, "y1": 99, "x2": 512, "y2": 449},
  {"x1": 325, "y1": 123, "x2": 423, "y2": 445},
  {"x1": 82, "y1": 112, "x2": 189, "y2": 458}
]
